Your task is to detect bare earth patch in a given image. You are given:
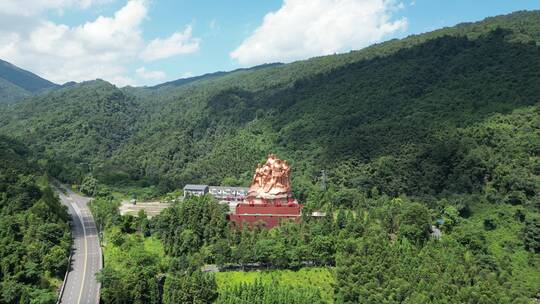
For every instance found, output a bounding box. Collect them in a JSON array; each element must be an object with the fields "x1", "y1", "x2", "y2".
[{"x1": 119, "y1": 200, "x2": 171, "y2": 217}]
